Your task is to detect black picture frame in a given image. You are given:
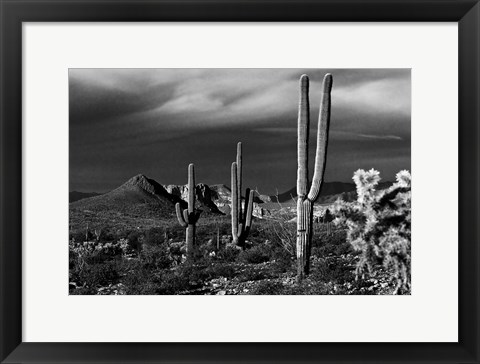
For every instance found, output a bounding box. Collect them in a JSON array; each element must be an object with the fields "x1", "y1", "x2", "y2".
[{"x1": 1, "y1": 0, "x2": 479, "y2": 363}]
